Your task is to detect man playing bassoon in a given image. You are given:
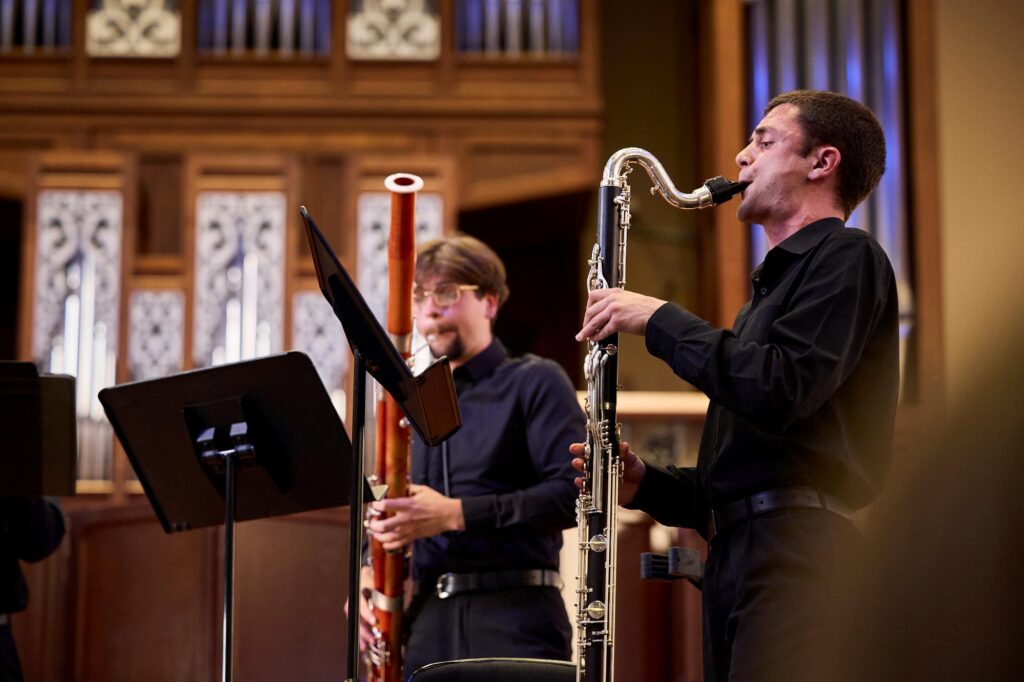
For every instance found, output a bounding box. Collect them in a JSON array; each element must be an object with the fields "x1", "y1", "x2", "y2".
[{"x1": 351, "y1": 235, "x2": 584, "y2": 679}]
